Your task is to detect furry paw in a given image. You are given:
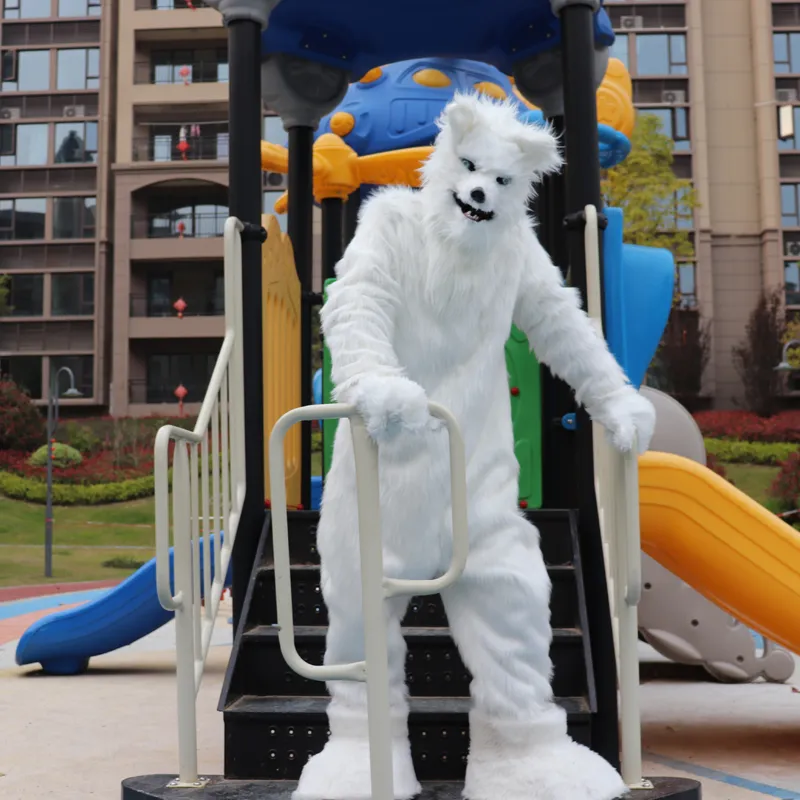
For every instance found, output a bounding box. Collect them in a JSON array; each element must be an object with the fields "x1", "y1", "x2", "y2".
[
  {"x1": 465, "y1": 736, "x2": 626, "y2": 800},
  {"x1": 351, "y1": 375, "x2": 434, "y2": 442},
  {"x1": 590, "y1": 386, "x2": 655, "y2": 454},
  {"x1": 293, "y1": 736, "x2": 420, "y2": 800}
]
